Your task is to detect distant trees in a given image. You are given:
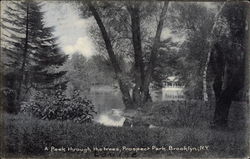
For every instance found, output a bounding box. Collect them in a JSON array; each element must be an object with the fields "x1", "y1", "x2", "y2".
[
  {"x1": 1, "y1": 1, "x2": 67, "y2": 113},
  {"x1": 63, "y1": 52, "x2": 90, "y2": 97},
  {"x1": 166, "y1": 2, "x2": 215, "y2": 99},
  {"x1": 62, "y1": 52, "x2": 116, "y2": 97}
]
